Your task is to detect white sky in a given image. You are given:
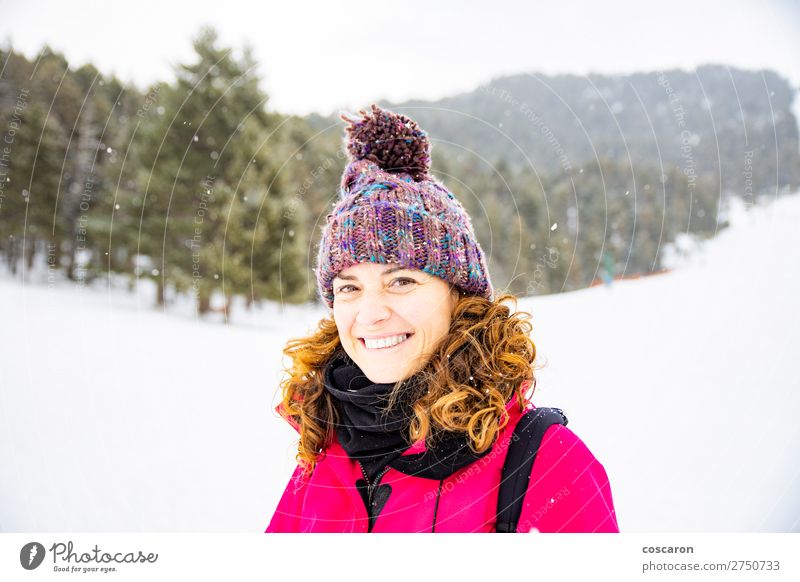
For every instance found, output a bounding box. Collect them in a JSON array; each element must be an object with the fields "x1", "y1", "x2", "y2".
[{"x1": 1, "y1": 0, "x2": 799, "y2": 116}]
